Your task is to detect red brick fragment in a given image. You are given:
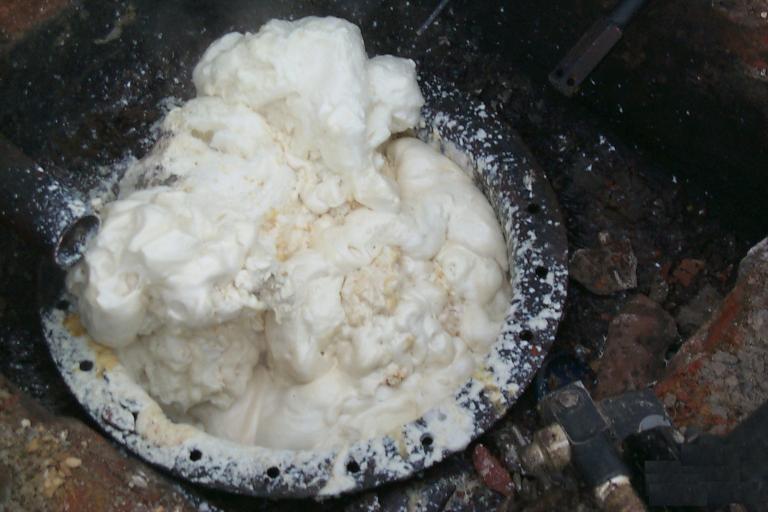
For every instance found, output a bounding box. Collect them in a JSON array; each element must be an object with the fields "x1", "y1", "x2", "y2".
[{"x1": 472, "y1": 443, "x2": 514, "y2": 497}]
